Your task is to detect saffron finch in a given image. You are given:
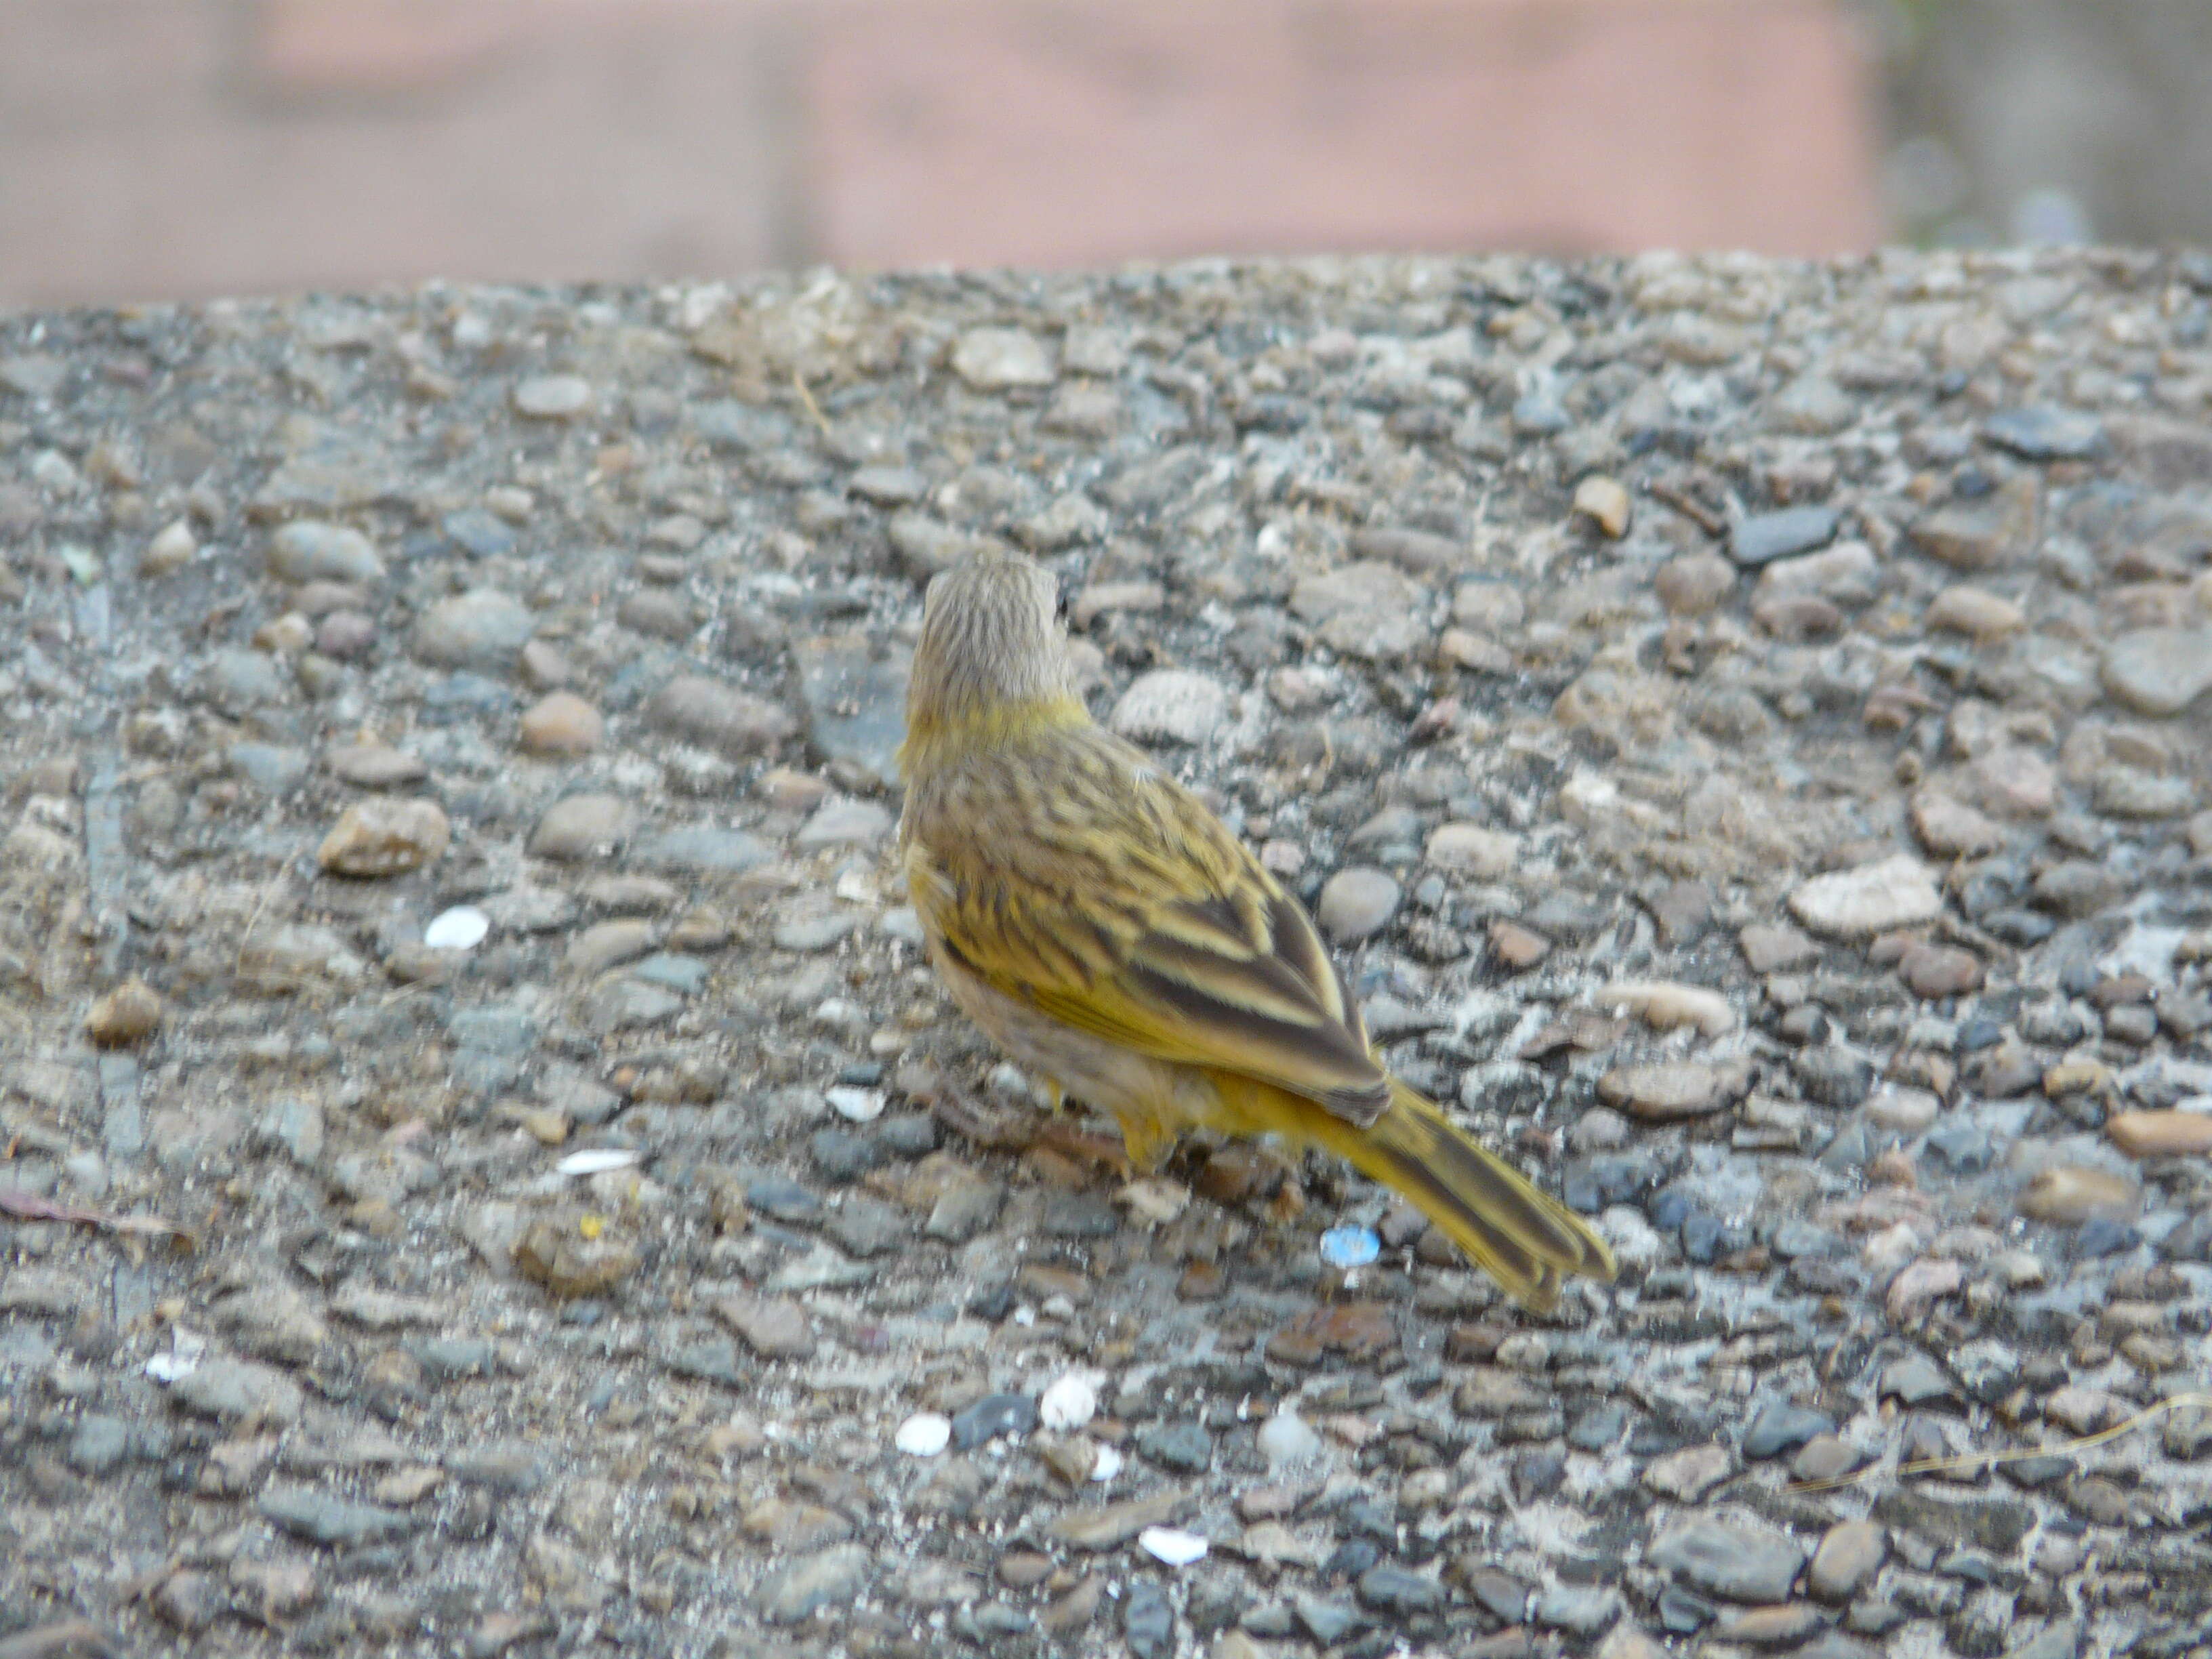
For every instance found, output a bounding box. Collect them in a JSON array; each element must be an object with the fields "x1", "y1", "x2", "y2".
[{"x1": 897, "y1": 551, "x2": 1614, "y2": 1310}]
